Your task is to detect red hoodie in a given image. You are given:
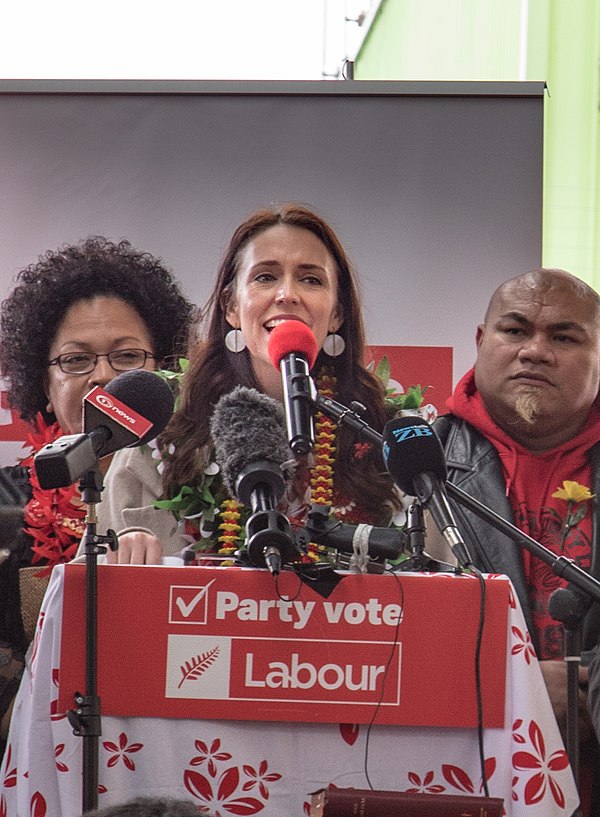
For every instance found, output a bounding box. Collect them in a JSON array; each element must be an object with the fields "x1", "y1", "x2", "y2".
[{"x1": 448, "y1": 369, "x2": 600, "y2": 659}]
